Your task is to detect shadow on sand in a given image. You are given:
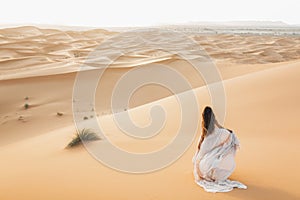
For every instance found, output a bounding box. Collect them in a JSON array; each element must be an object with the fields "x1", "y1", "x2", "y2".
[{"x1": 227, "y1": 184, "x2": 299, "y2": 200}]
